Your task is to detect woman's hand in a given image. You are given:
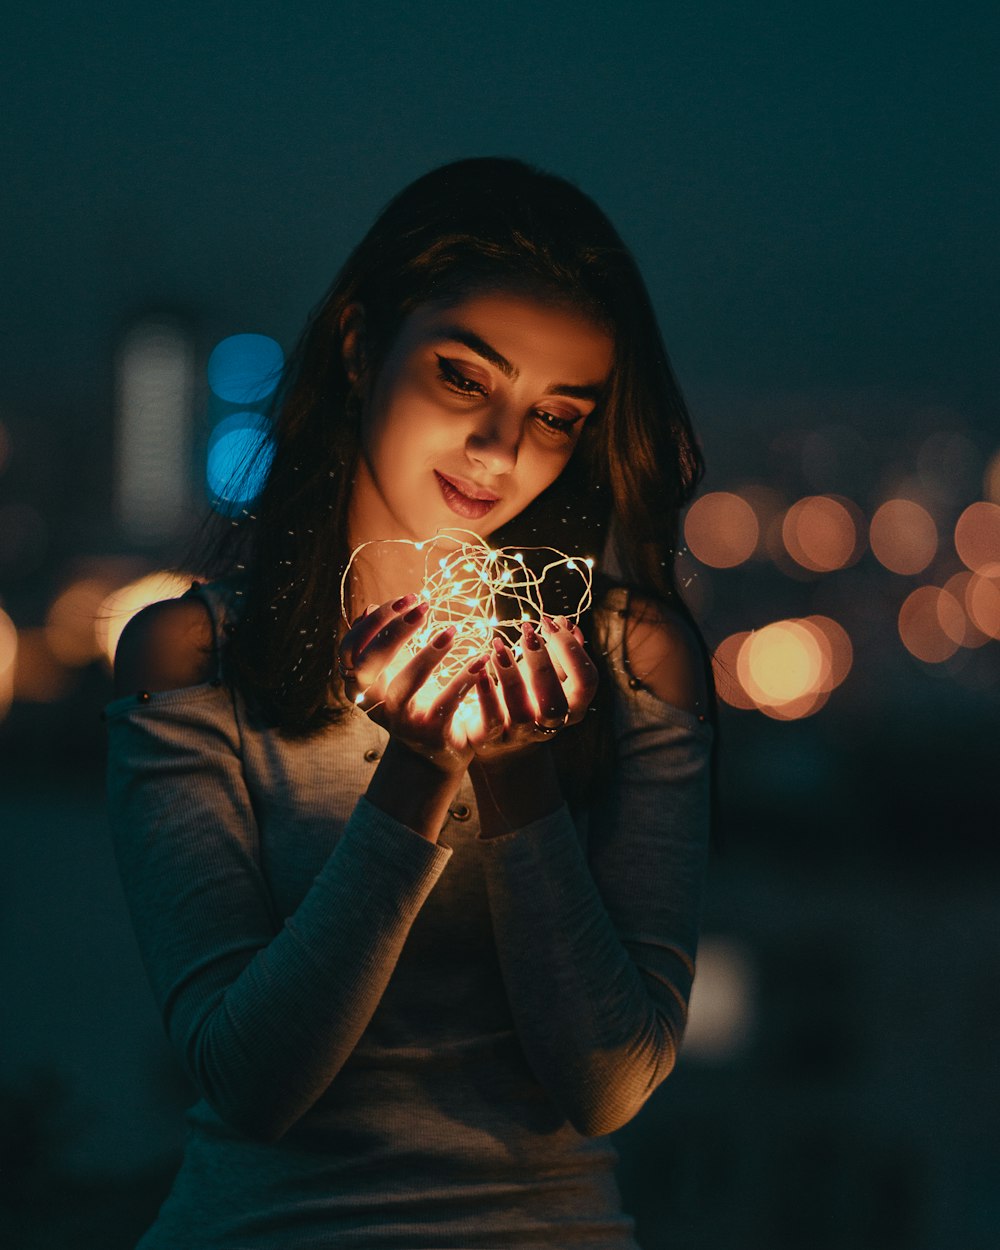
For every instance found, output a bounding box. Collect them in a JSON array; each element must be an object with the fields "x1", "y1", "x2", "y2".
[
  {"x1": 468, "y1": 614, "x2": 598, "y2": 765},
  {"x1": 338, "y1": 594, "x2": 488, "y2": 777}
]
